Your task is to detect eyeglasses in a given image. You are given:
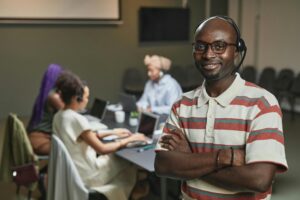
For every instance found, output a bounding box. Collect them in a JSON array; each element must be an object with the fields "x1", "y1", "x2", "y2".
[{"x1": 192, "y1": 41, "x2": 236, "y2": 54}]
